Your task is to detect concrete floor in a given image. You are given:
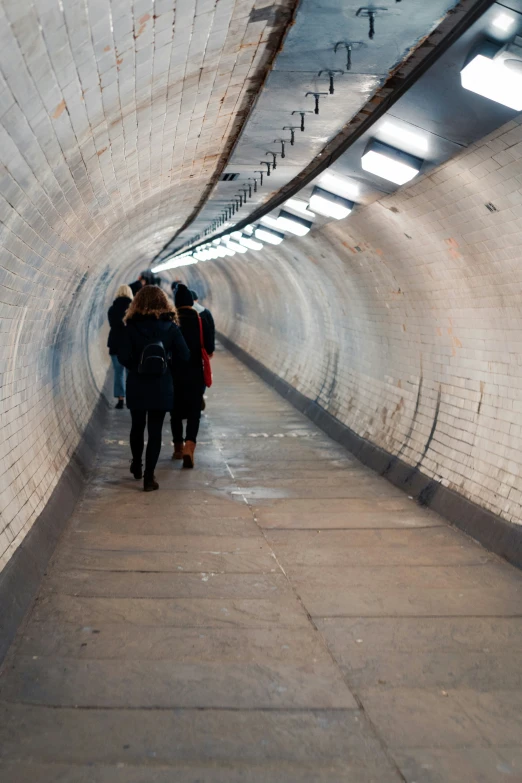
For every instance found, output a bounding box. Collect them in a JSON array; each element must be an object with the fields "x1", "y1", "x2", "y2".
[{"x1": 1, "y1": 348, "x2": 522, "y2": 782}]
